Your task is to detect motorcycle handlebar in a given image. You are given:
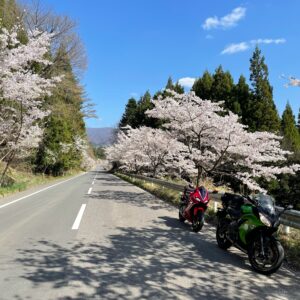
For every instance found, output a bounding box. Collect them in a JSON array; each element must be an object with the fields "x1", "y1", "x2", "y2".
[
  {"x1": 277, "y1": 204, "x2": 293, "y2": 217},
  {"x1": 243, "y1": 195, "x2": 257, "y2": 206}
]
